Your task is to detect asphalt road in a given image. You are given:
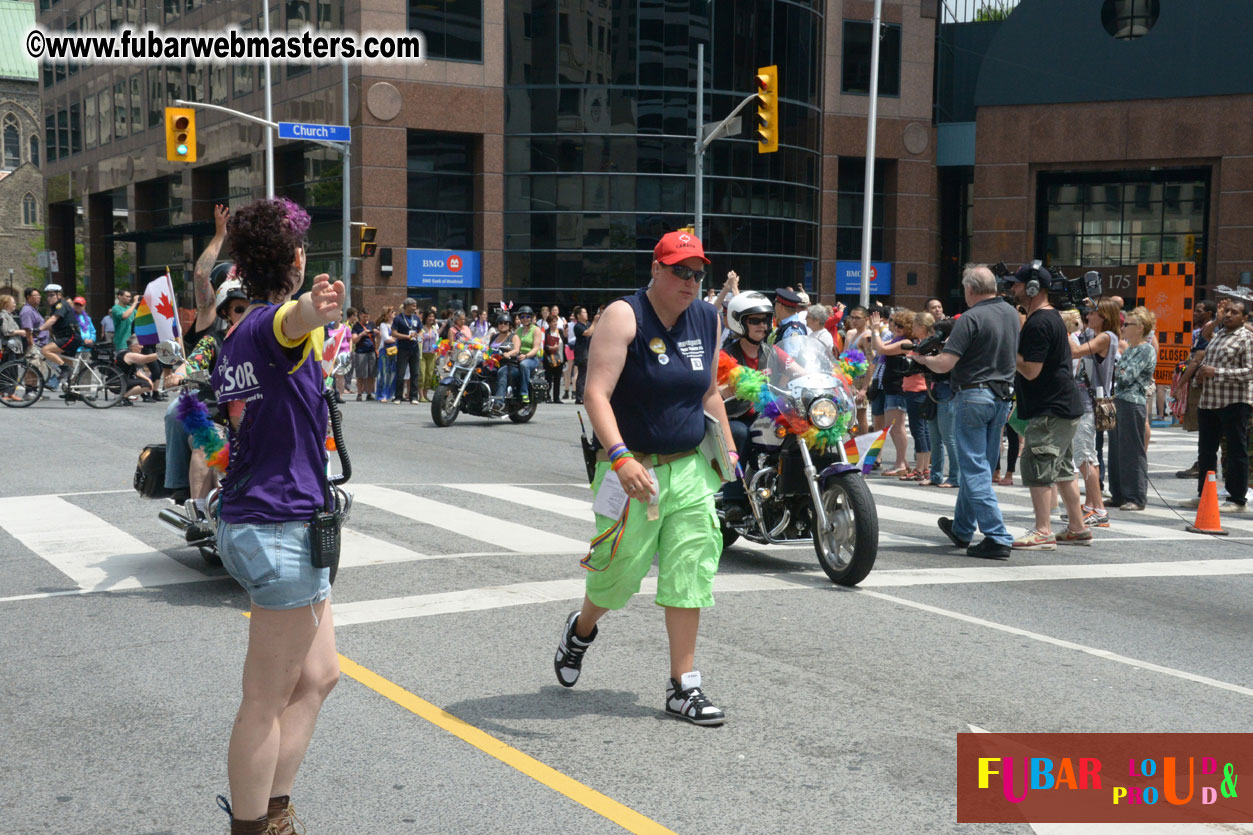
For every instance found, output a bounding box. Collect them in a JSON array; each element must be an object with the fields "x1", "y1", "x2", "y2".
[{"x1": 1, "y1": 393, "x2": 1250, "y2": 834}]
